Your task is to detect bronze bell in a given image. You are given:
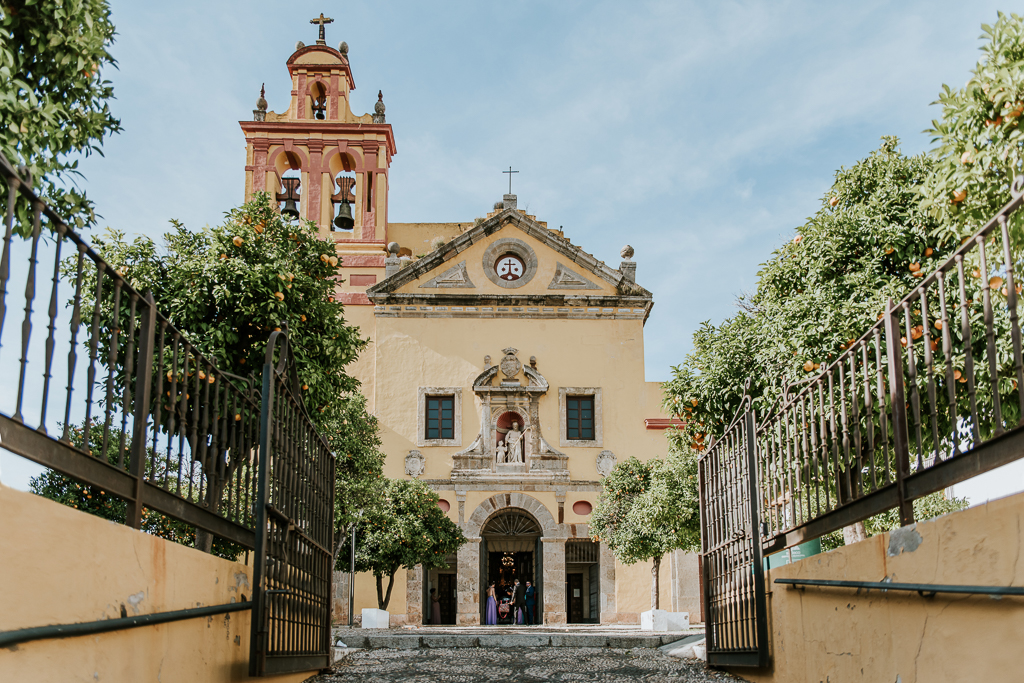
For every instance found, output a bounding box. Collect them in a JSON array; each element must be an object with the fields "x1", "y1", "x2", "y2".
[
  {"x1": 333, "y1": 199, "x2": 354, "y2": 231},
  {"x1": 281, "y1": 199, "x2": 300, "y2": 219},
  {"x1": 277, "y1": 177, "x2": 301, "y2": 219}
]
